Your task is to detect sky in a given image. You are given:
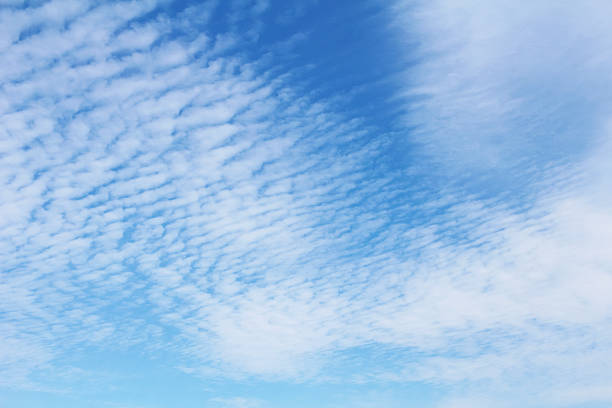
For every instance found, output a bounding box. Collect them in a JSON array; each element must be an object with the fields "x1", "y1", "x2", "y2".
[{"x1": 1, "y1": 0, "x2": 611, "y2": 407}]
